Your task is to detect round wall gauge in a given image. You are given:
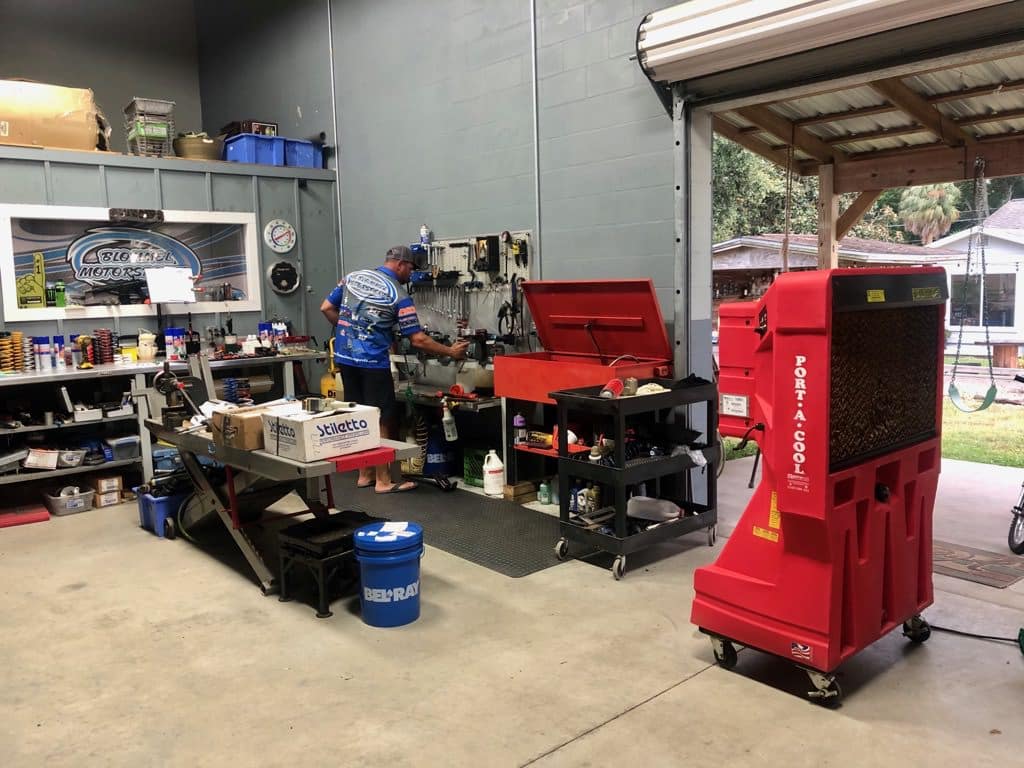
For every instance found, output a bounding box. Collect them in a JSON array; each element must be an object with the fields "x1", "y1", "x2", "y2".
[
  {"x1": 267, "y1": 260, "x2": 301, "y2": 294},
  {"x1": 264, "y1": 219, "x2": 297, "y2": 254}
]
